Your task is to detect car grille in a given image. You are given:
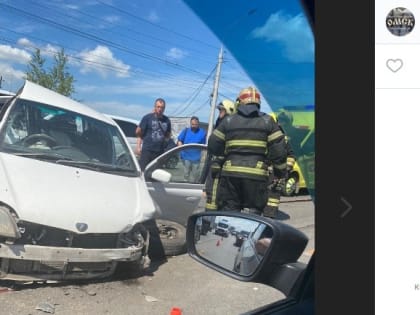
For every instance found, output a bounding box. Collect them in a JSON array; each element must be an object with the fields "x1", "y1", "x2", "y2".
[{"x1": 15, "y1": 221, "x2": 120, "y2": 248}]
